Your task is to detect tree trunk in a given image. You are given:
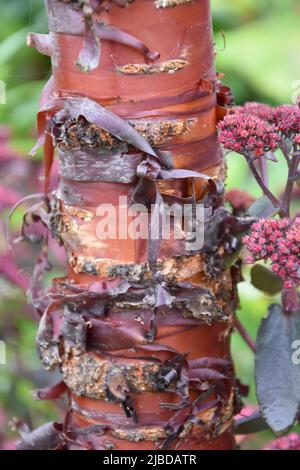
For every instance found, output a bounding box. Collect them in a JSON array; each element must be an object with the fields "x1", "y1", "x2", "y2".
[{"x1": 28, "y1": 0, "x2": 238, "y2": 450}]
